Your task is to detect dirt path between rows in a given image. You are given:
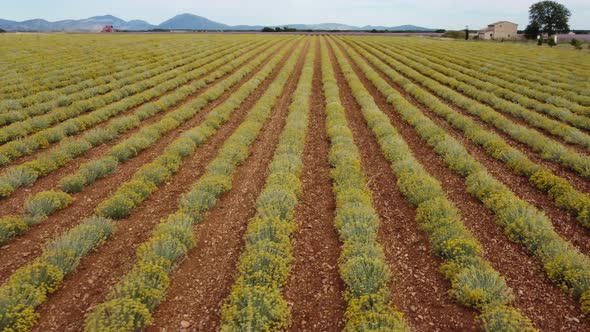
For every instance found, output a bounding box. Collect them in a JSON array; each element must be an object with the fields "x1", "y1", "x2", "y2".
[
  {"x1": 379, "y1": 64, "x2": 590, "y2": 256},
  {"x1": 327, "y1": 40, "x2": 479, "y2": 331},
  {"x1": 30, "y1": 40, "x2": 303, "y2": 332},
  {"x1": 145, "y1": 41, "x2": 309, "y2": 332},
  {"x1": 283, "y1": 39, "x2": 347, "y2": 332},
  {"x1": 338, "y1": 39, "x2": 590, "y2": 256},
  {"x1": 335, "y1": 38, "x2": 589, "y2": 331},
  {"x1": 0, "y1": 40, "x2": 291, "y2": 285}
]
